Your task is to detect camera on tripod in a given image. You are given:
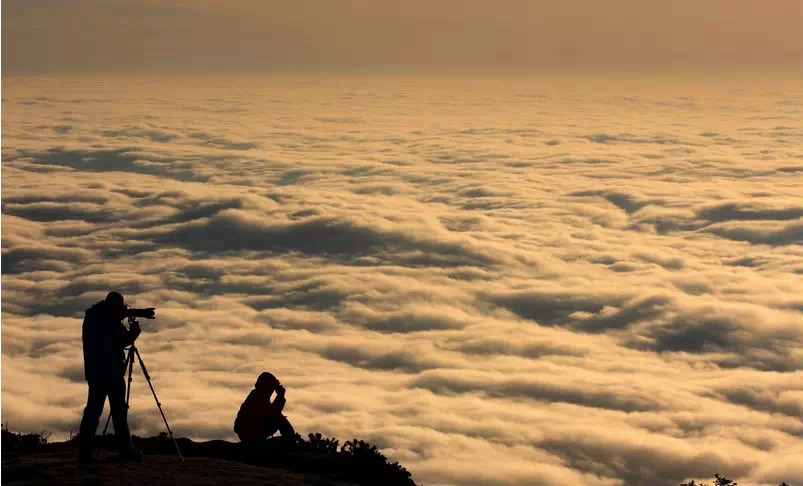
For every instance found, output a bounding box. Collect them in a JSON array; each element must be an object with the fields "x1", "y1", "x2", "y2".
[{"x1": 100, "y1": 303, "x2": 182, "y2": 460}]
